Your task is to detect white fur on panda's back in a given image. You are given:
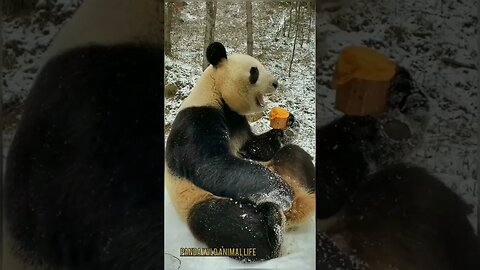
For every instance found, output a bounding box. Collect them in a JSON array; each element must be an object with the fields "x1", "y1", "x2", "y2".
[
  {"x1": 43, "y1": 0, "x2": 162, "y2": 62},
  {"x1": 179, "y1": 65, "x2": 223, "y2": 110}
]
